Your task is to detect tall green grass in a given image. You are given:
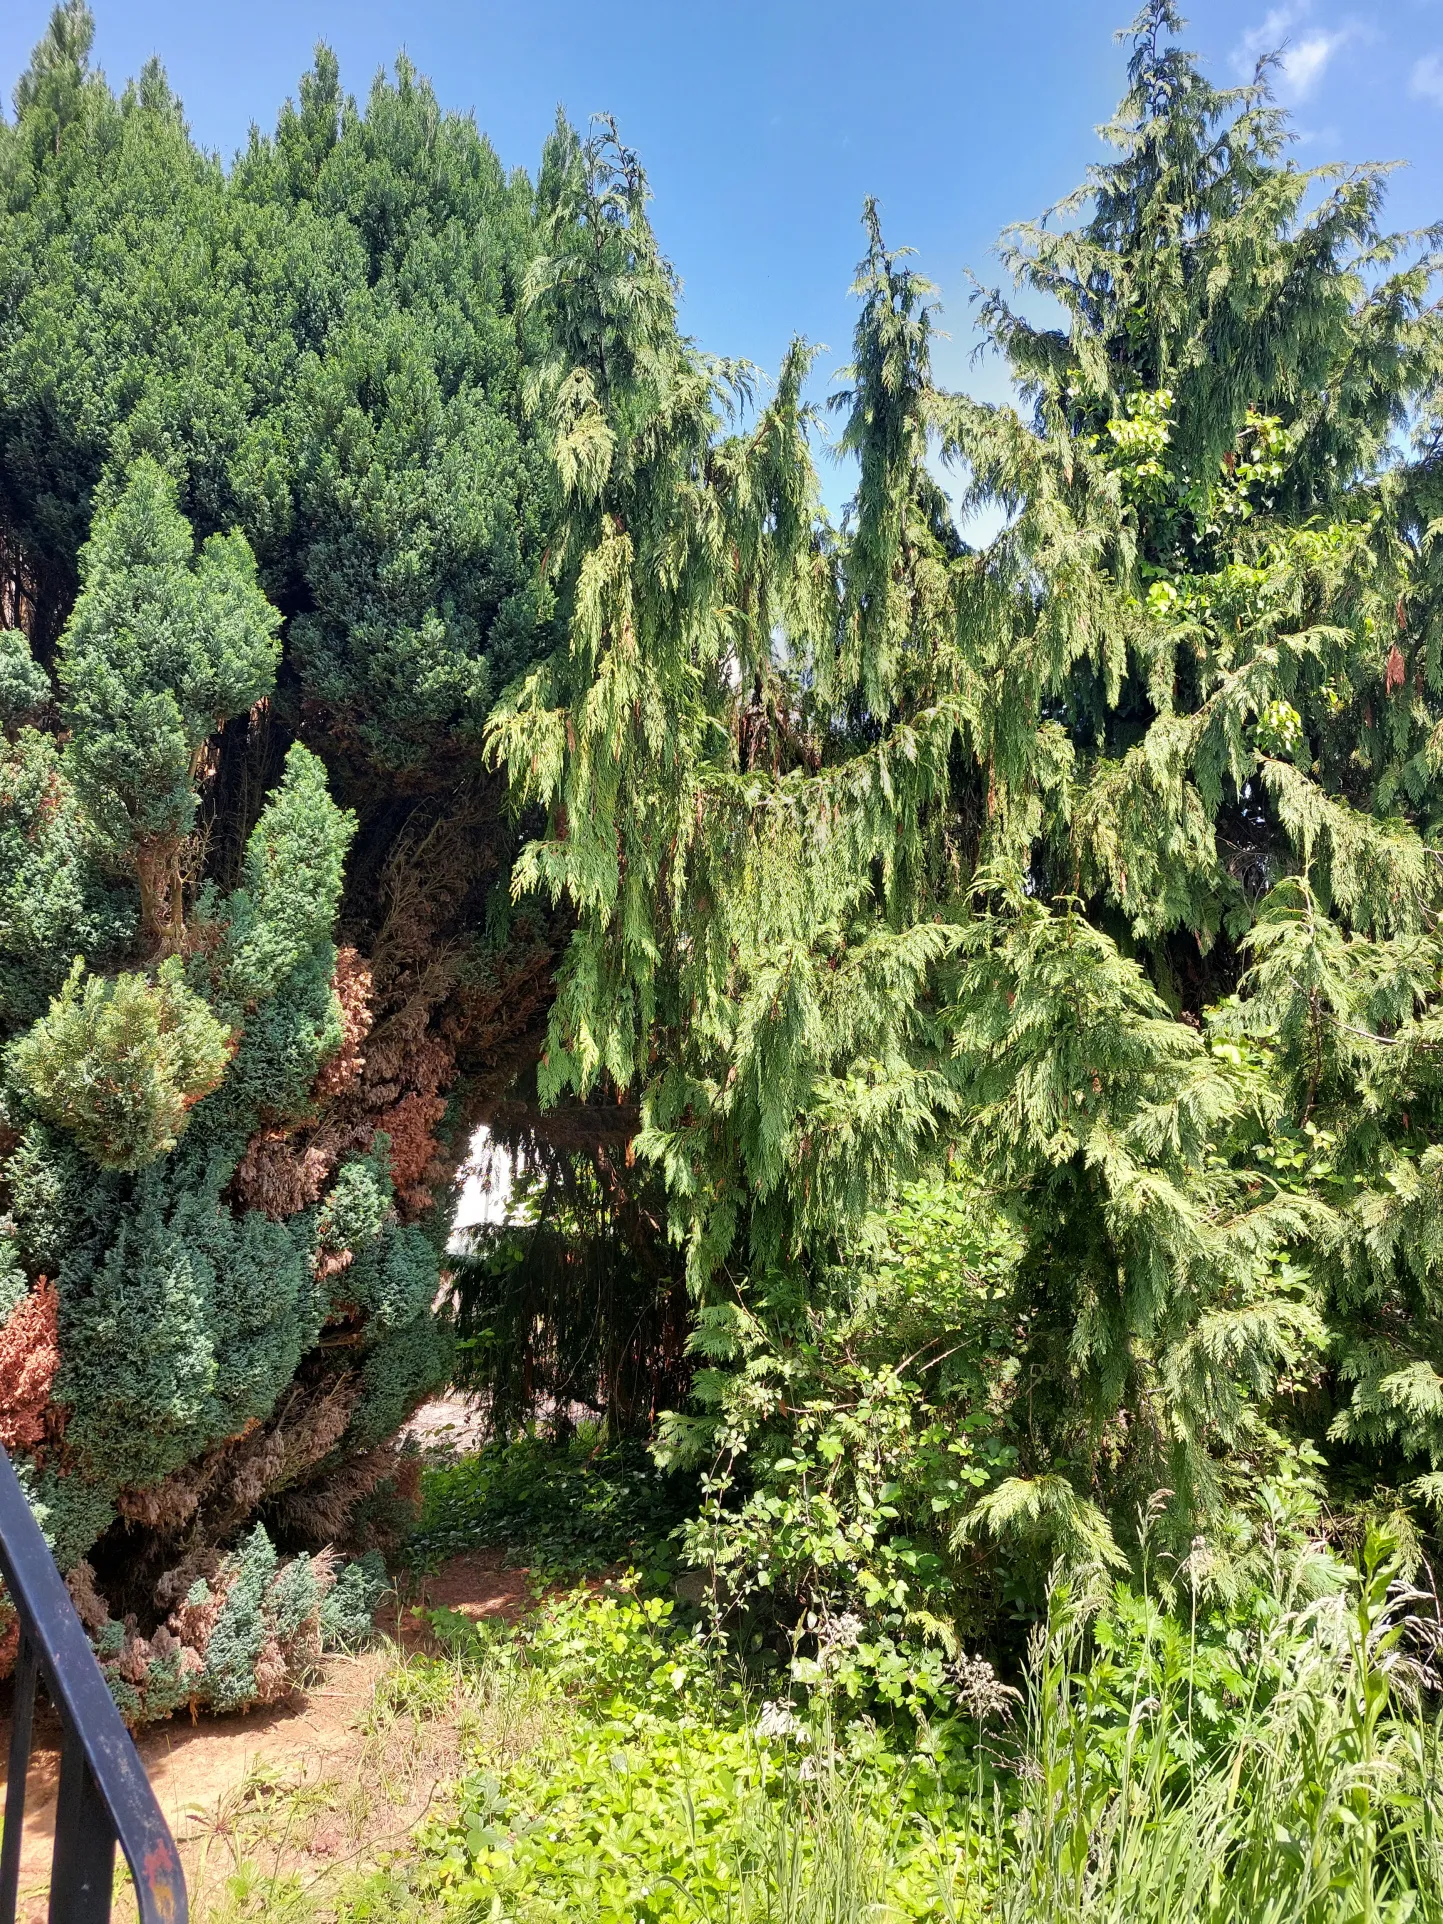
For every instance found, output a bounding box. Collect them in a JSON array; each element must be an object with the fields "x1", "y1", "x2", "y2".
[
  {"x1": 974, "y1": 1552, "x2": 1443, "y2": 1923},
  {"x1": 720, "y1": 1538, "x2": 1443, "y2": 1924}
]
